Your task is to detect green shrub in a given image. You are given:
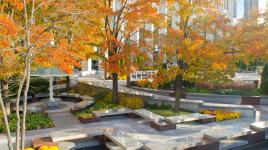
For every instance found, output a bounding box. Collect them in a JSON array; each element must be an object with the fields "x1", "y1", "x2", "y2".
[
  {"x1": 0, "y1": 113, "x2": 54, "y2": 133},
  {"x1": 94, "y1": 90, "x2": 112, "y2": 103},
  {"x1": 69, "y1": 83, "x2": 109, "y2": 97},
  {"x1": 119, "y1": 94, "x2": 144, "y2": 109},
  {"x1": 9, "y1": 77, "x2": 49, "y2": 96},
  {"x1": 261, "y1": 64, "x2": 268, "y2": 95},
  {"x1": 144, "y1": 103, "x2": 172, "y2": 110}
]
